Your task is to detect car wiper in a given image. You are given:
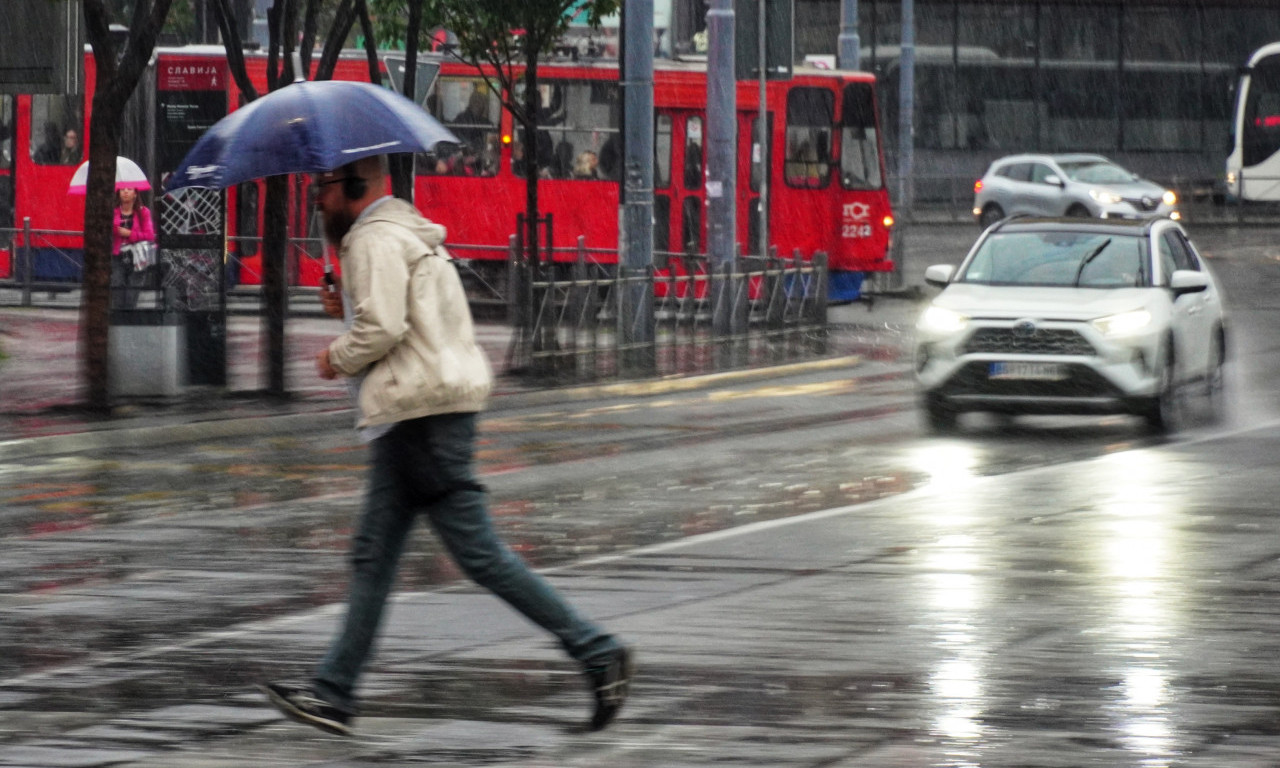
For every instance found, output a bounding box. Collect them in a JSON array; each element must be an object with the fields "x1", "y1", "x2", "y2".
[{"x1": 1073, "y1": 238, "x2": 1112, "y2": 286}]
